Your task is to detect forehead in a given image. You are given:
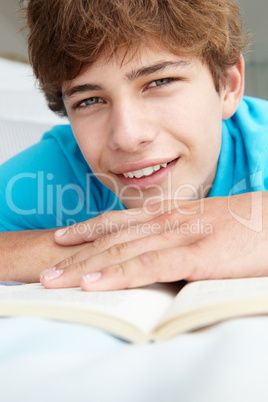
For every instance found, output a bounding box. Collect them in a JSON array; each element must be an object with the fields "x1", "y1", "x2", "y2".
[{"x1": 63, "y1": 43, "x2": 198, "y2": 90}]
